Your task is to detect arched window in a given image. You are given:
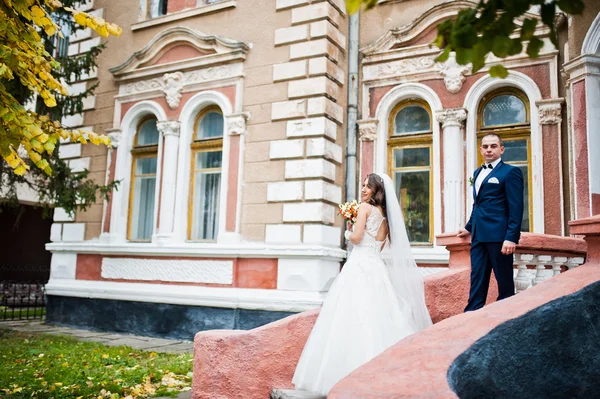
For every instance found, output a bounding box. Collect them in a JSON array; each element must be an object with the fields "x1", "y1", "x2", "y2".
[
  {"x1": 388, "y1": 99, "x2": 433, "y2": 245},
  {"x1": 478, "y1": 88, "x2": 532, "y2": 232},
  {"x1": 128, "y1": 117, "x2": 159, "y2": 241},
  {"x1": 189, "y1": 107, "x2": 224, "y2": 241}
]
